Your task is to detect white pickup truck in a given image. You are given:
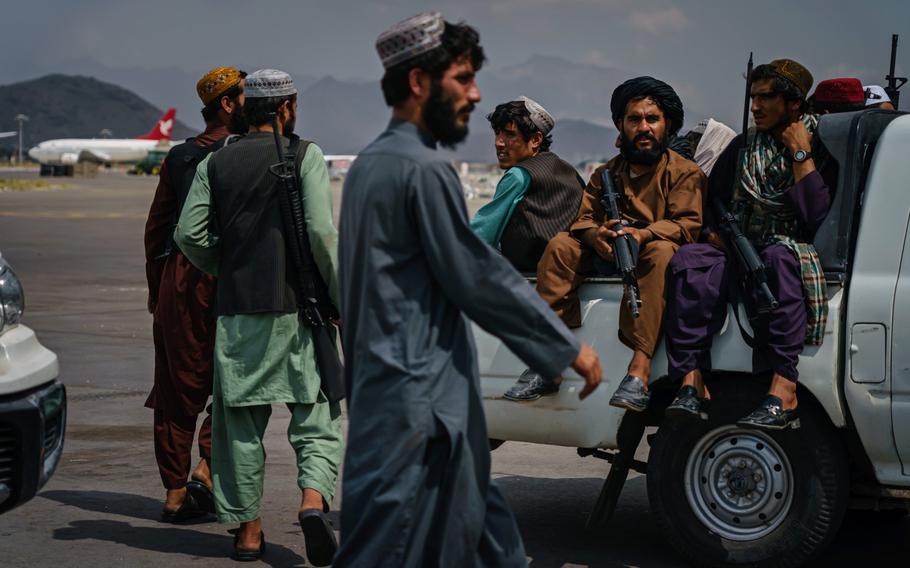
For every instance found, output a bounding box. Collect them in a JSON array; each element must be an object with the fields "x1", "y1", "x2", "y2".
[
  {"x1": 475, "y1": 109, "x2": 910, "y2": 567},
  {"x1": 0, "y1": 253, "x2": 65, "y2": 514}
]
